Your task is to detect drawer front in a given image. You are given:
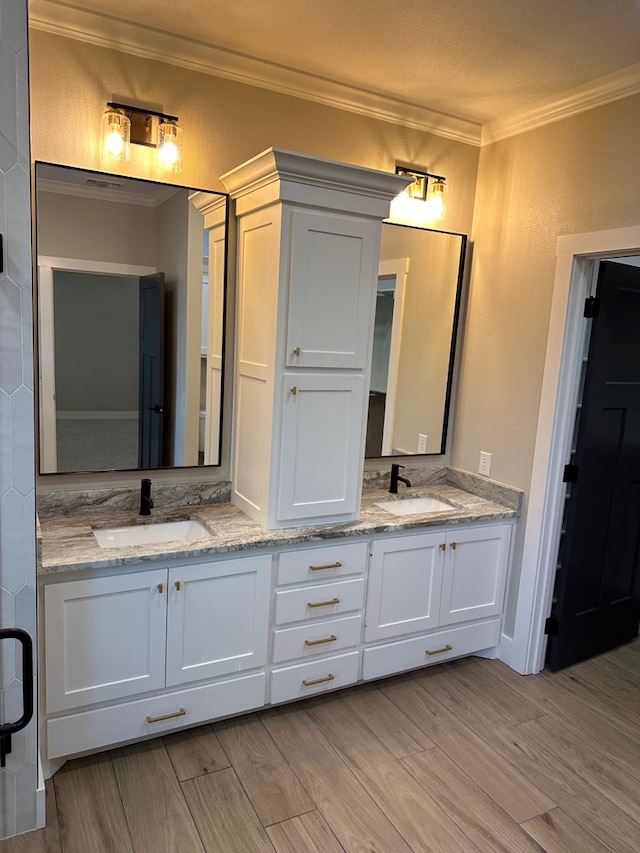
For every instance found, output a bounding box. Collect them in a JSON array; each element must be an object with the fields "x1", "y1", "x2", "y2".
[
  {"x1": 274, "y1": 577, "x2": 365, "y2": 625},
  {"x1": 46, "y1": 672, "x2": 266, "y2": 760},
  {"x1": 272, "y1": 615, "x2": 363, "y2": 663},
  {"x1": 277, "y1": 541, "x2": 368, "y2": 585},
  {"x1": 271, "y1": 650, "x2": 360, "y2": 704},
  {"x1": 362, "y1": 619, "x2": 501, "y2": 682}
]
